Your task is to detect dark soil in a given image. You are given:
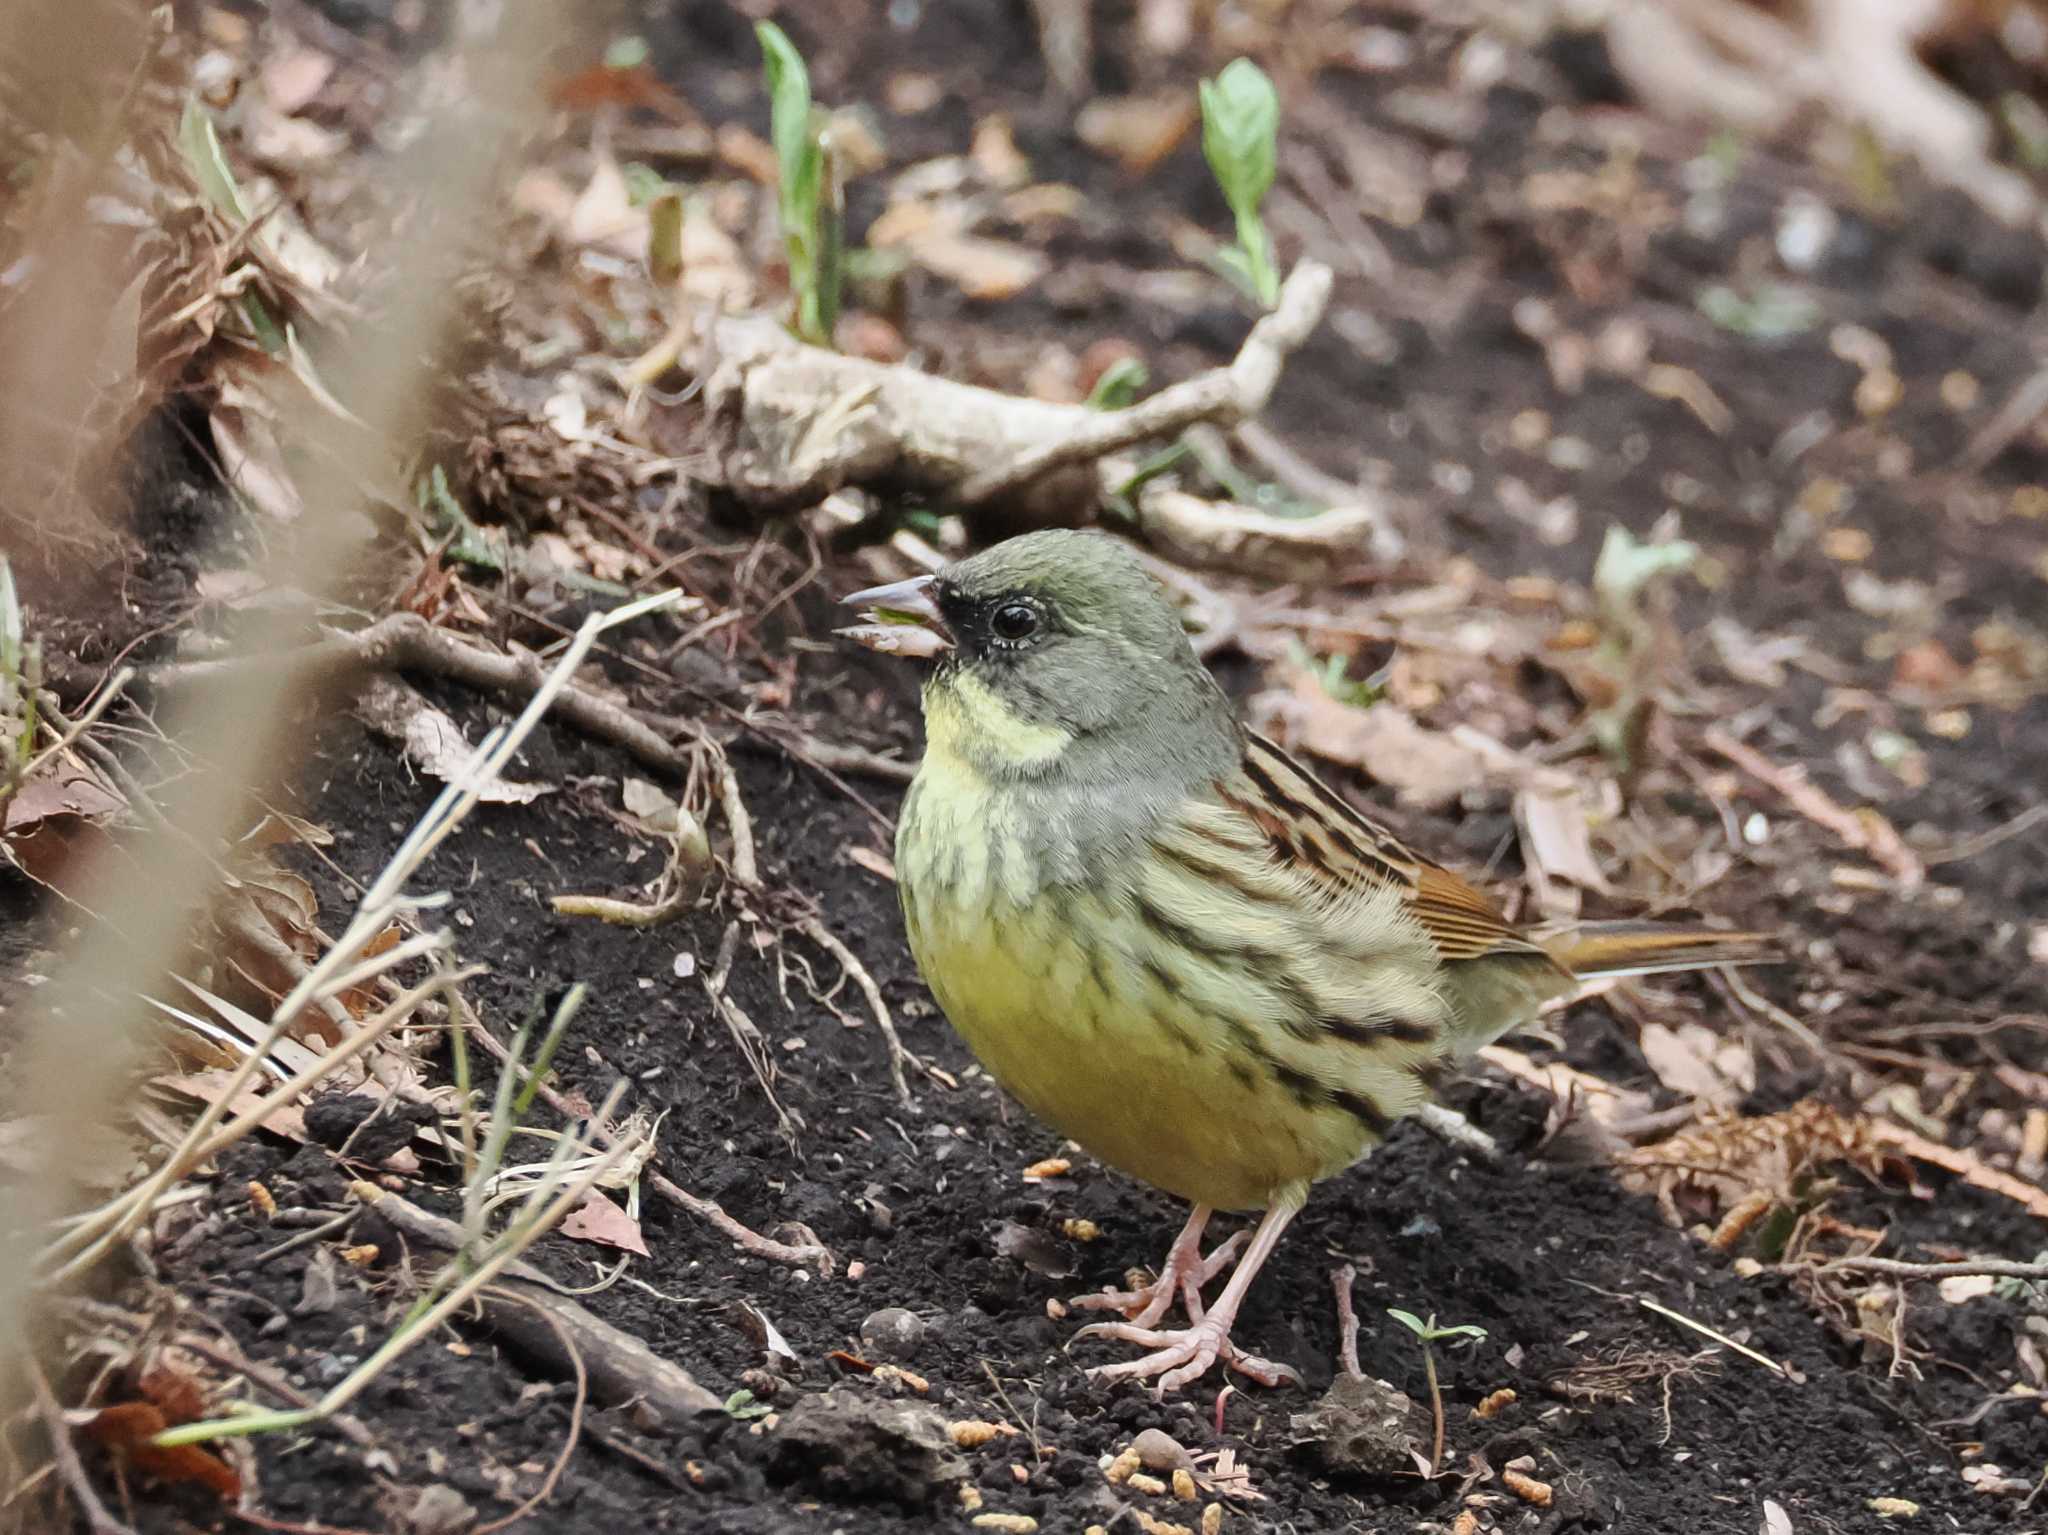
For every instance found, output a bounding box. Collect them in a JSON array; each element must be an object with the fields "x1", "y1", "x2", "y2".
[
  {"x1": 15, "y1": 2, "x2": 2048, "y2": 1533},
  {"x1": 154, "y1": 704, "x2": 2041, "y2": 1535}
]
